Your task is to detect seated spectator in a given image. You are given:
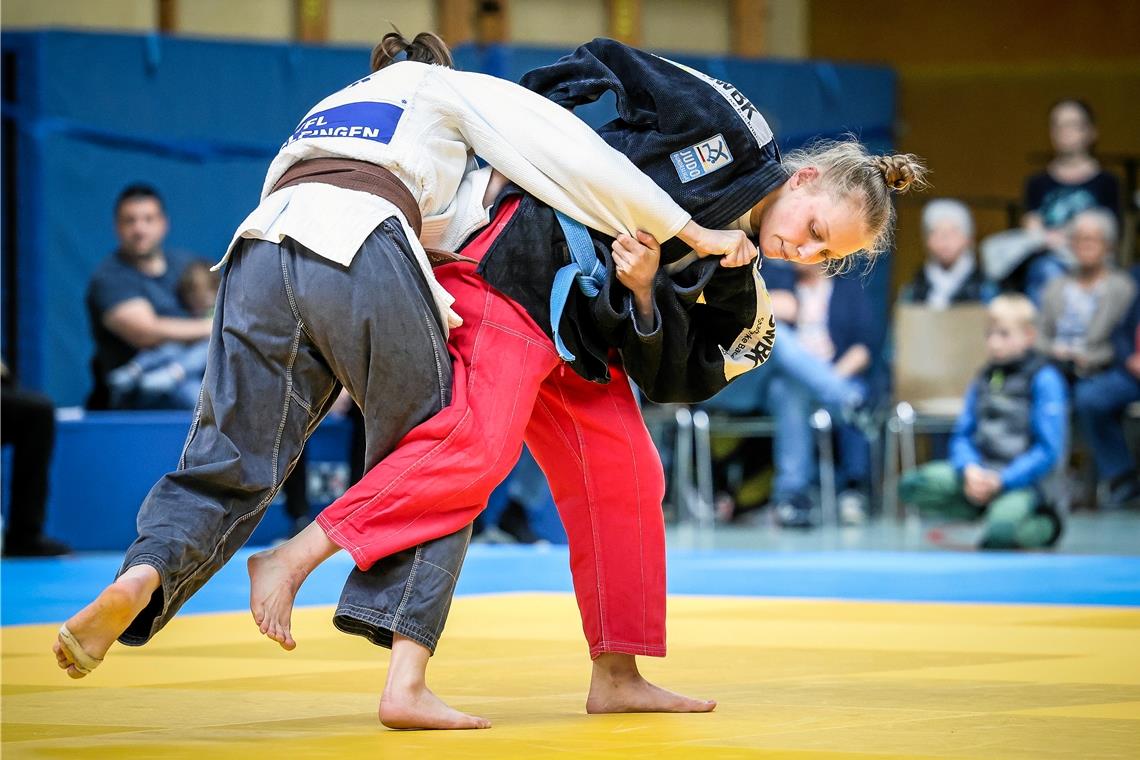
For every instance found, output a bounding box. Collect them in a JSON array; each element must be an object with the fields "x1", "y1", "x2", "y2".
[
  {"x1": 1073, "y1": 291, "x2": 1140, "y2": 508},
  {"x1": 1039, "y1": 208, "x2": 1134, "y2": 382},
  {"x1": 706, "y1": 260, "x2": 876, "y2": 528},
  {"x1": 476, "y1": 447, "x2": 567, "y2": 545},
  {"x1": 86, "y1": 185, "x2": 213, "y2": 409},
  {"x1": 106, "y1": 261, "x2": 218, "y2": 408},
  {"x1": 981, "y1": 99, "x2": 1120, "y2": 309},
  {"x1": 1023, "y1": 99, "x2": 1120, "y2": 248},
  {"x1": 899, "y1": 295, "x2": 1067, "y2": 550},
  {"x1": 1, "y1": 360, "x2": 70, "y2": 556},
  {"x1": 899, "y1": 199, "x2": 993, "y2": 308}
]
